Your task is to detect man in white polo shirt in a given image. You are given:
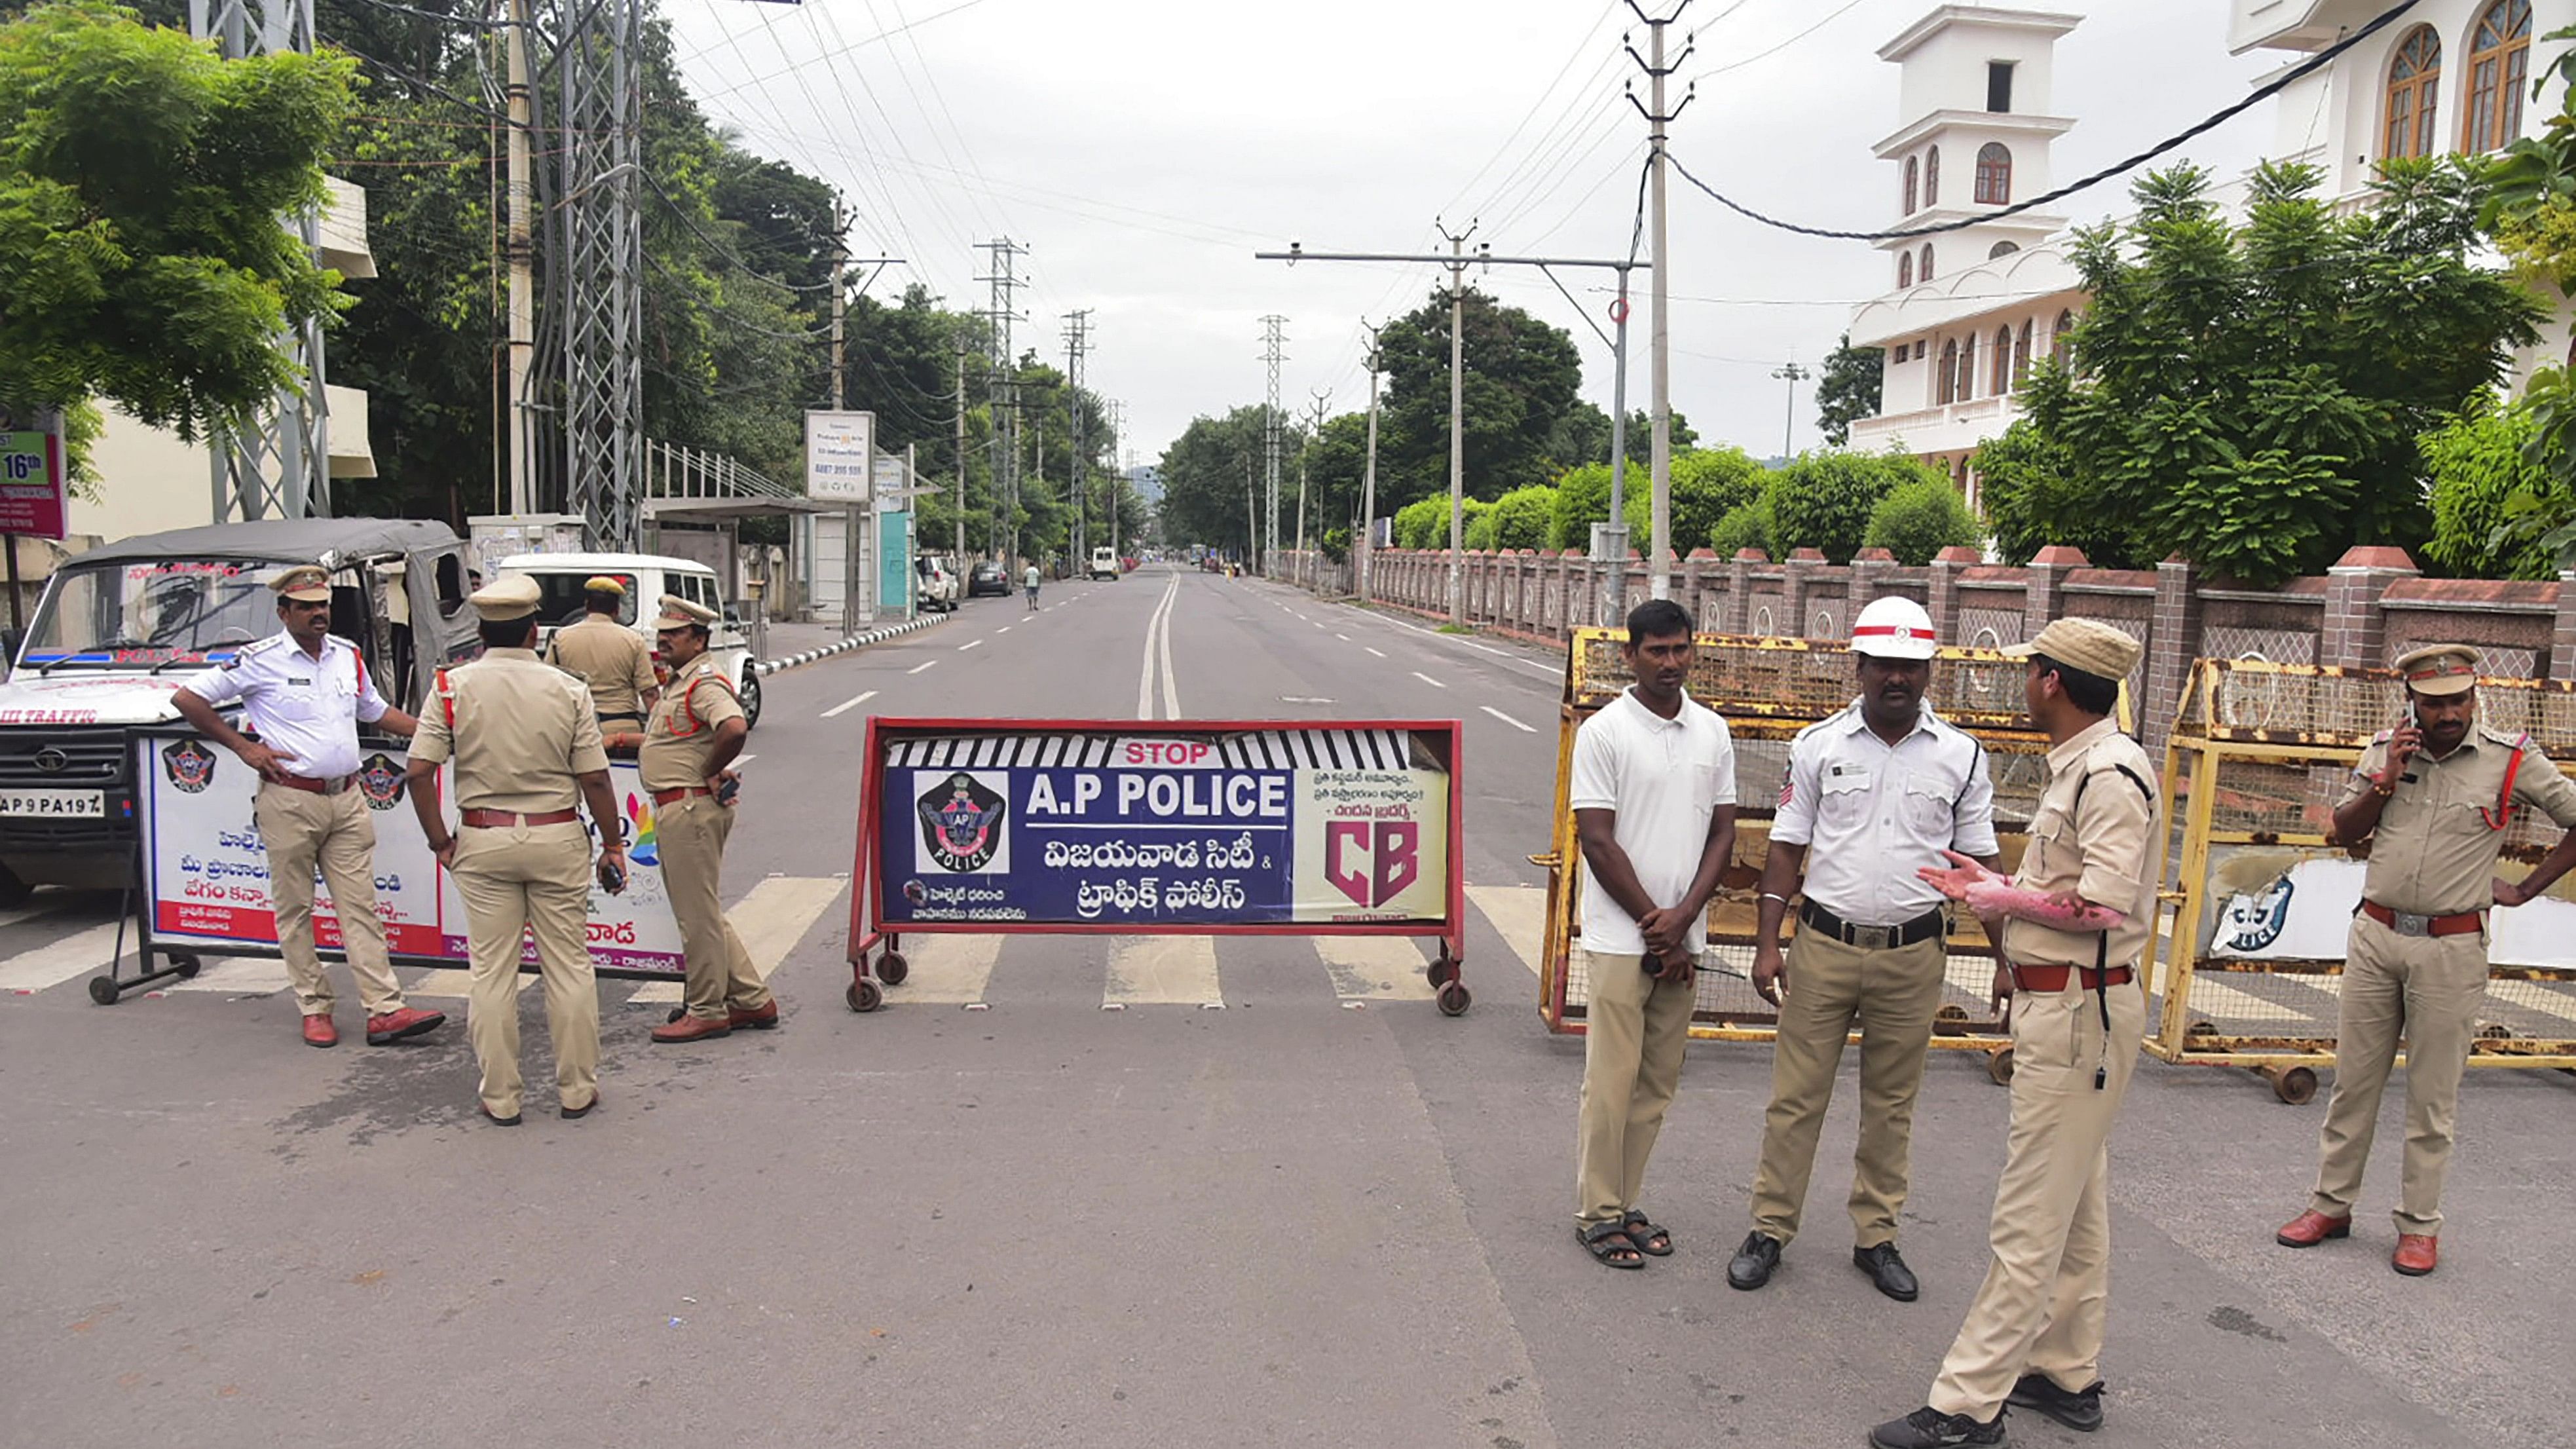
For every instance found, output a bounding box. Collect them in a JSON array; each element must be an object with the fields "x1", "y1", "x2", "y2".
[{"x1": 1570, "y1": 598, "x2": 1738, "y2": 1269}]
